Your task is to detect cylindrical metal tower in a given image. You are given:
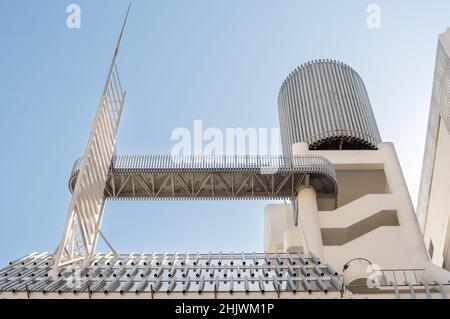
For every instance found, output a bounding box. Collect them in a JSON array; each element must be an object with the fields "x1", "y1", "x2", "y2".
[{"x1": 278, "y1": 59, "x2": 381, "y2": 154}]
